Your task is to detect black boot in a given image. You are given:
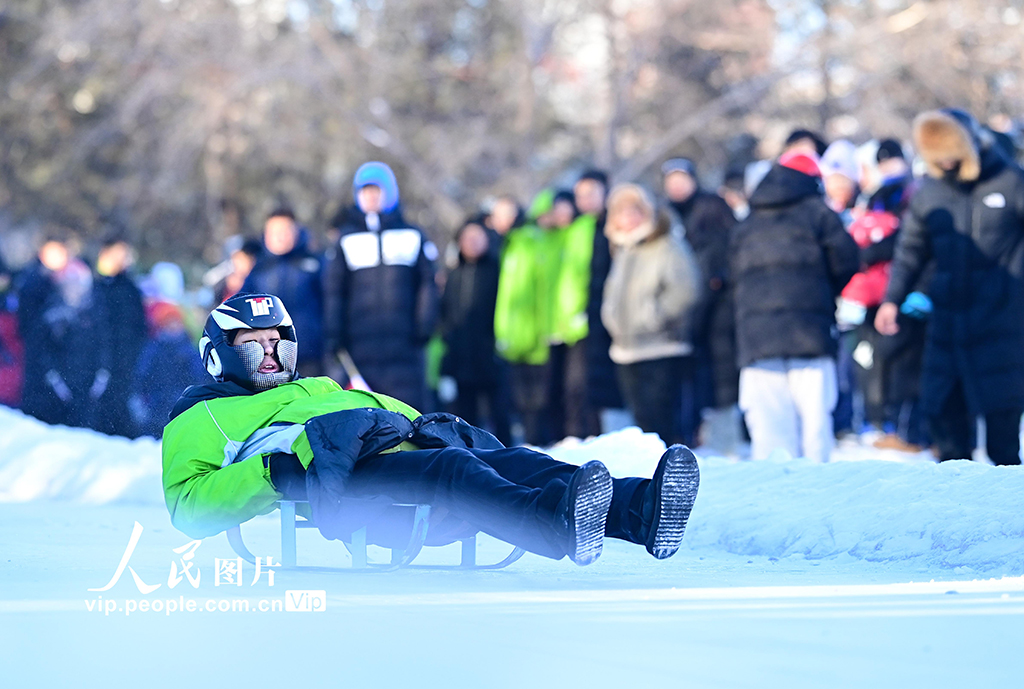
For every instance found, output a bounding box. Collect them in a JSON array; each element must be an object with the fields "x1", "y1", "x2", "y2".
[
  {"x1": 641, "y1": 445, "x2": 700, "y2": 559},
  {"x1": 558, "y1": 461, "x2": 613, "y2": 566}
]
